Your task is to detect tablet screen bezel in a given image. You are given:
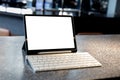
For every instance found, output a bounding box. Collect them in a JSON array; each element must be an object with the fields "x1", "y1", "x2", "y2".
[{"x1": 24, "y1": 15, "x2": 77, "y2": 55}]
